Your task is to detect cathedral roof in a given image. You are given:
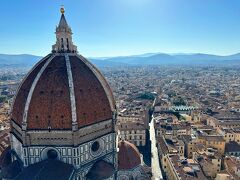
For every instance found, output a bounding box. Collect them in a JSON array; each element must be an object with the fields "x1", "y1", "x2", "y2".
[
  {"x1": 0, "y1": 160, "x2": 22, "y2": 179},
  {"x1": 118, "y1": 140, "x2": 141, "y2": 170},
  {"x1": 11, "y1": 8, "x2": 115, "y2": 131},
  {"x1": 15, "y1": 159, "x2": 74, "y2": 180},
  {"x1": 11, "y1": 54, "x2": 115, "y2": 130},
  {"x1": 86, "y1": 160, "x2": 115, "y2": 180},
  {"x1": 0, "y1": 146, "x2": 11, "y2": 168}
]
